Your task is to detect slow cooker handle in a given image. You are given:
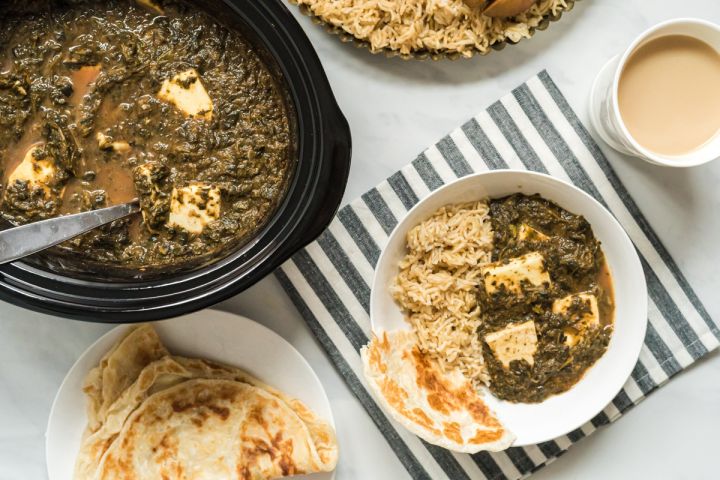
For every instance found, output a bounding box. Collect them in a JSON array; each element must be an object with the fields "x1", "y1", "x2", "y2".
[{"x1": 286, "y1": 128, "x2": 352, "y2": 255}]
